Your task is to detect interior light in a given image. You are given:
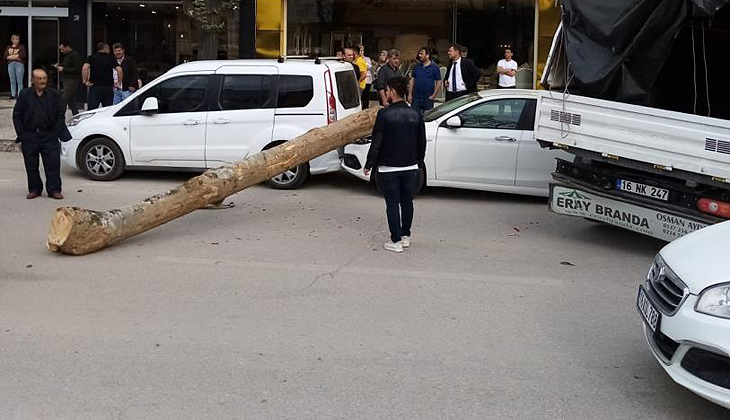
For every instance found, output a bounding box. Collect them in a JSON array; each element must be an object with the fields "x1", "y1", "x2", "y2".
[
  {"x1": 139, "y1": 3, "x2": 145, "y2": 7},
  {"x1": 151, "y1": 10, "x2": 156, "y2": 14}
]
